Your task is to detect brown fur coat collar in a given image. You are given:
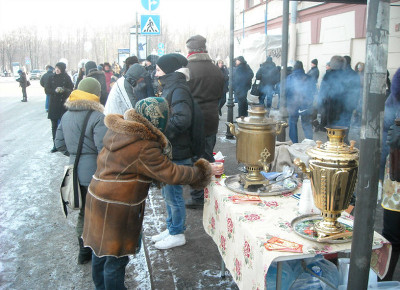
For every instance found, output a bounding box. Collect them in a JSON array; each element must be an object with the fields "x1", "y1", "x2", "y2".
[{"x1": 104, "y1": 109, "x2": 169, "y2": 149}]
